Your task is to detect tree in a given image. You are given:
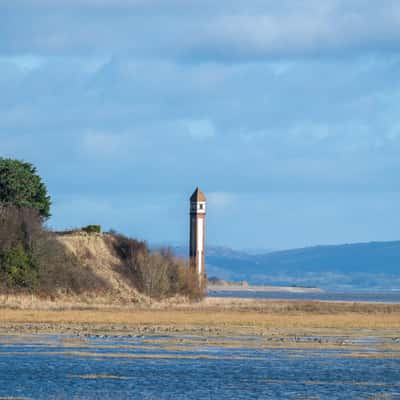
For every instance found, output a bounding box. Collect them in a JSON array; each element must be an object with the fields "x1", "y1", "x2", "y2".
[{"x1": 0, "y1": 158, "x2": 51, "y2": 219}]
